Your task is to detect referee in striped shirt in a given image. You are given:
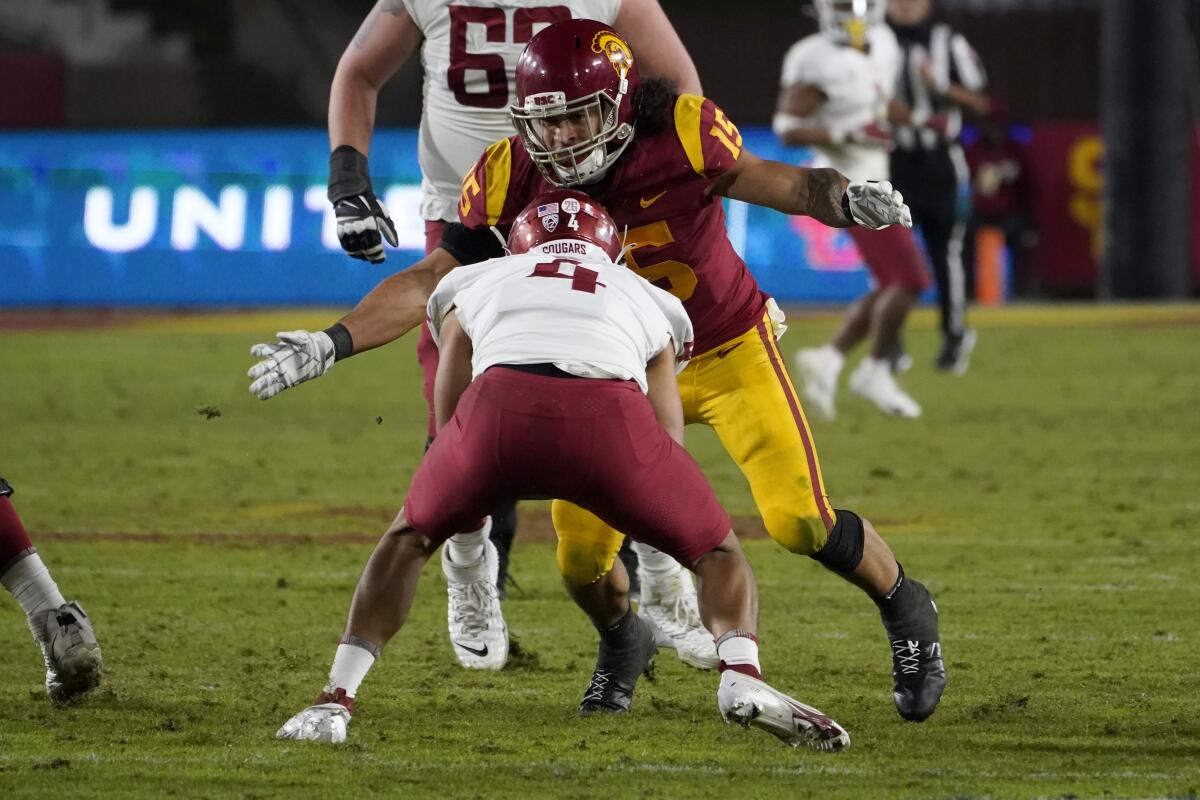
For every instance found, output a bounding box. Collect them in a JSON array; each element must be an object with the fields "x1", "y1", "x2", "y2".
[{"x1": 886, "y1": 0, "x2": 991, "y2": 374}]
